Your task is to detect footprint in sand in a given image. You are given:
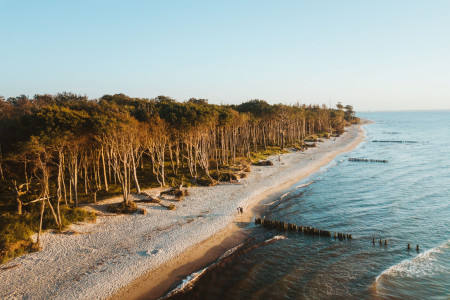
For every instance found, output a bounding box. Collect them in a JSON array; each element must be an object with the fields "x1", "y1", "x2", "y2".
[{"x1": 138, "y1": 249, "x2": 163, "y2": 257}]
